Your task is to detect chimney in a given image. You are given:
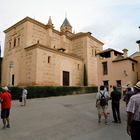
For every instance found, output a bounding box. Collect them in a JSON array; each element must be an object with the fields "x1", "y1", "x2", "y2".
[
  {"x1": 136, "y1": 40, "x2": 140, "y2": 52},
  {"x1": 138, "y1": 44, "x2": 140, "y2": 52},
  {"x1": 122, "y1": 48, "x2": 128, "y2": 58}
]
